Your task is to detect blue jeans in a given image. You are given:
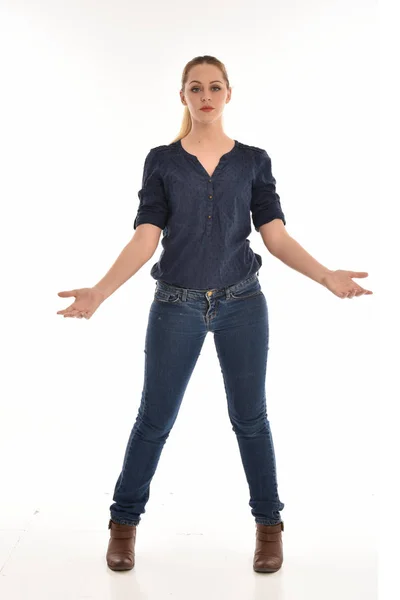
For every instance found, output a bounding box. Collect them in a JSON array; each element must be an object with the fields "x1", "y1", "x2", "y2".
[{"x1": 109, "y1": 272, "x2": 285, "y2": 526}]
